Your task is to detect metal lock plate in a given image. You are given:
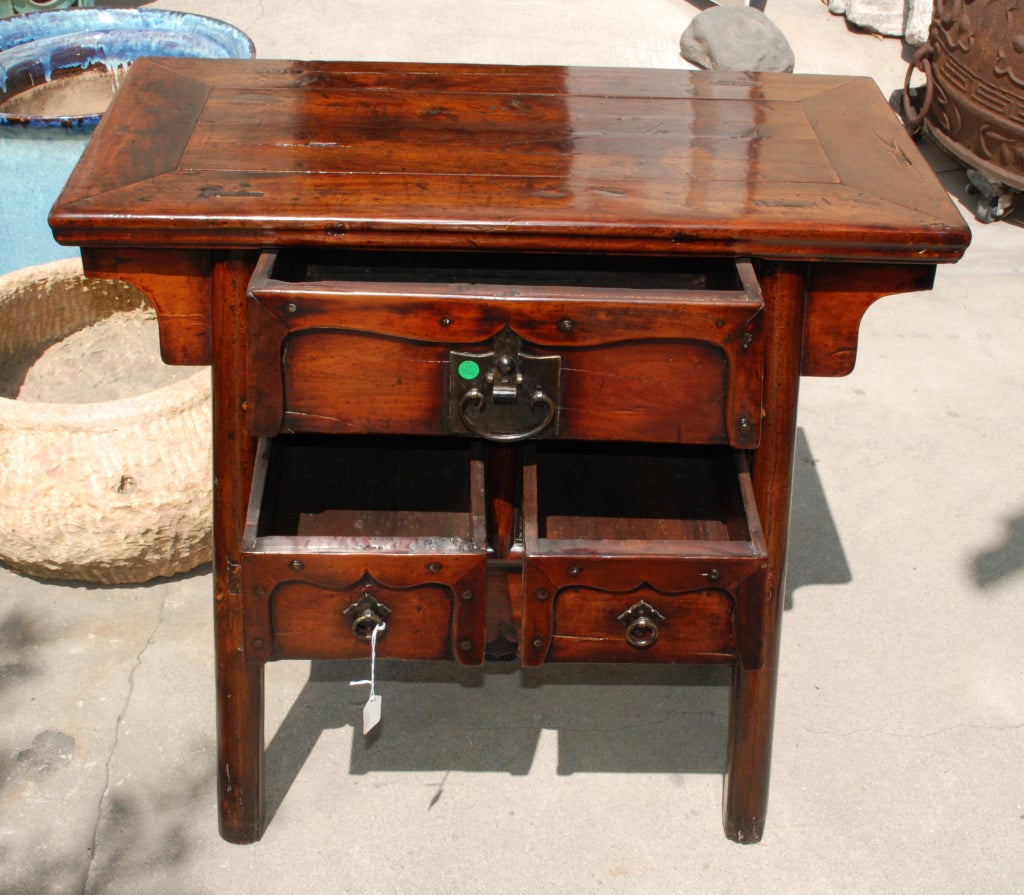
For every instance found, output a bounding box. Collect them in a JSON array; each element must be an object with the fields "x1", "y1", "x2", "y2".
[{"x1": 448, "y1": 329, "x2": 561, "y2": 442}]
